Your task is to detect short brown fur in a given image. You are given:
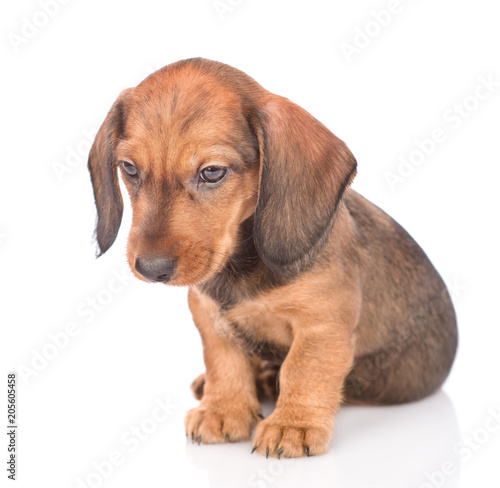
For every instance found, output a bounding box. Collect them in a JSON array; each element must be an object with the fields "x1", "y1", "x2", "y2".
[{"x1": 88, "y1": 58, "x2": 458, "y2": 458}]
